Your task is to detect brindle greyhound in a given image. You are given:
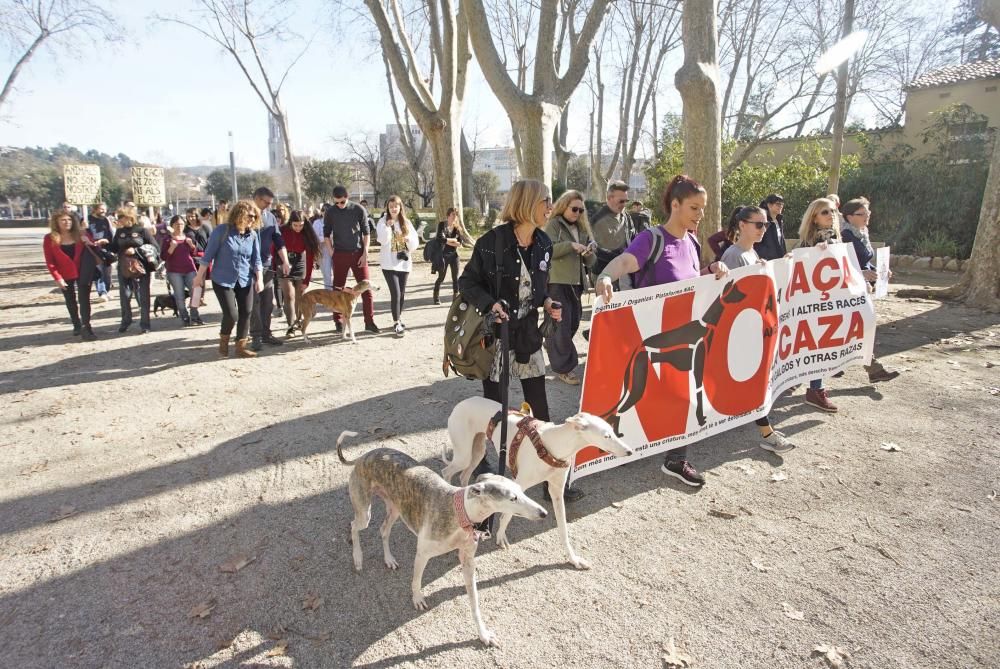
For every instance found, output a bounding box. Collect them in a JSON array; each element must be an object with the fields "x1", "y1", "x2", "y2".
[
  {"x1": 337, "y1": 431, "x2": 546, "y2": 646},
  {"x1": 602, "y1": 280, "x2": 752, "y2": 436}
]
